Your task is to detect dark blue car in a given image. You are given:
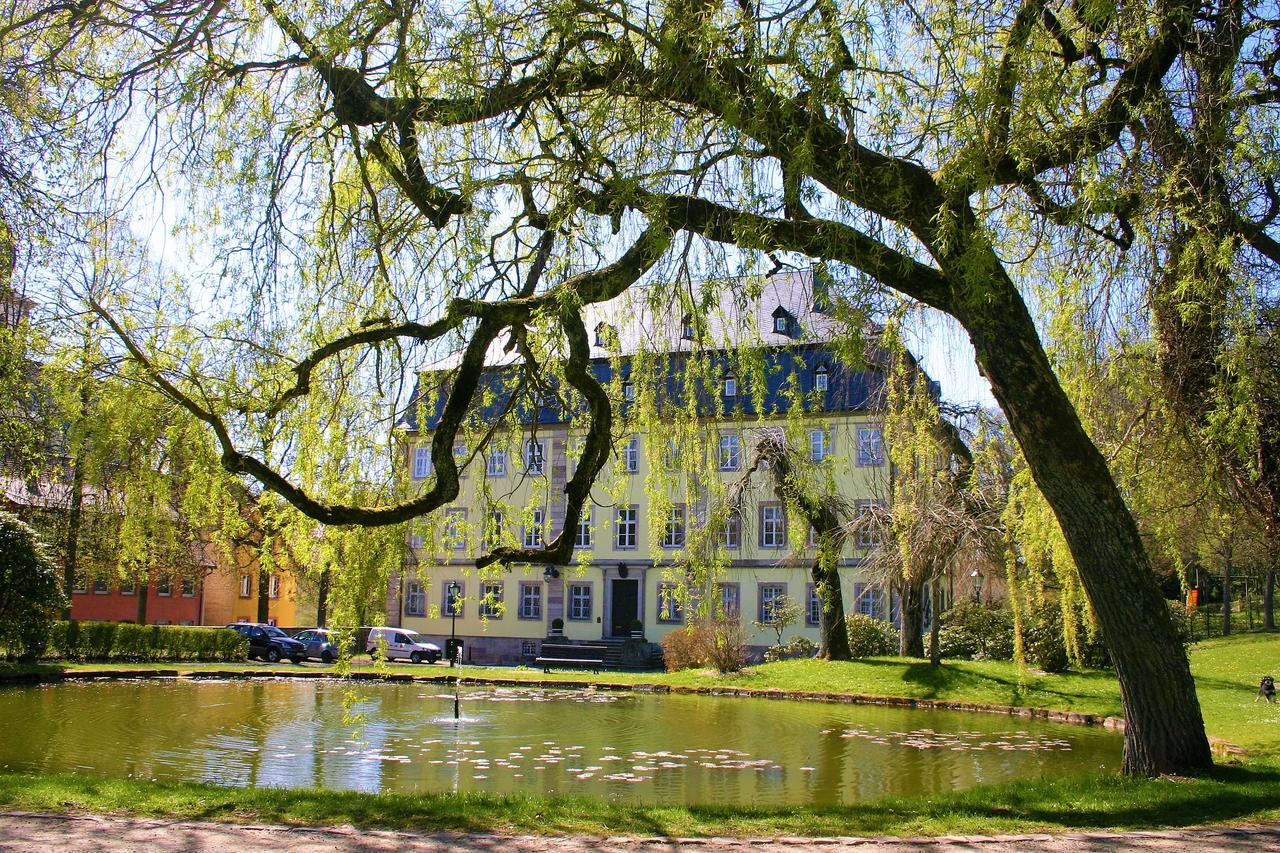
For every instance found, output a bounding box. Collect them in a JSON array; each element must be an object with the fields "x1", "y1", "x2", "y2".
[{"x1": 226, "y1": 623, "x2": 307, "y2": 664}]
